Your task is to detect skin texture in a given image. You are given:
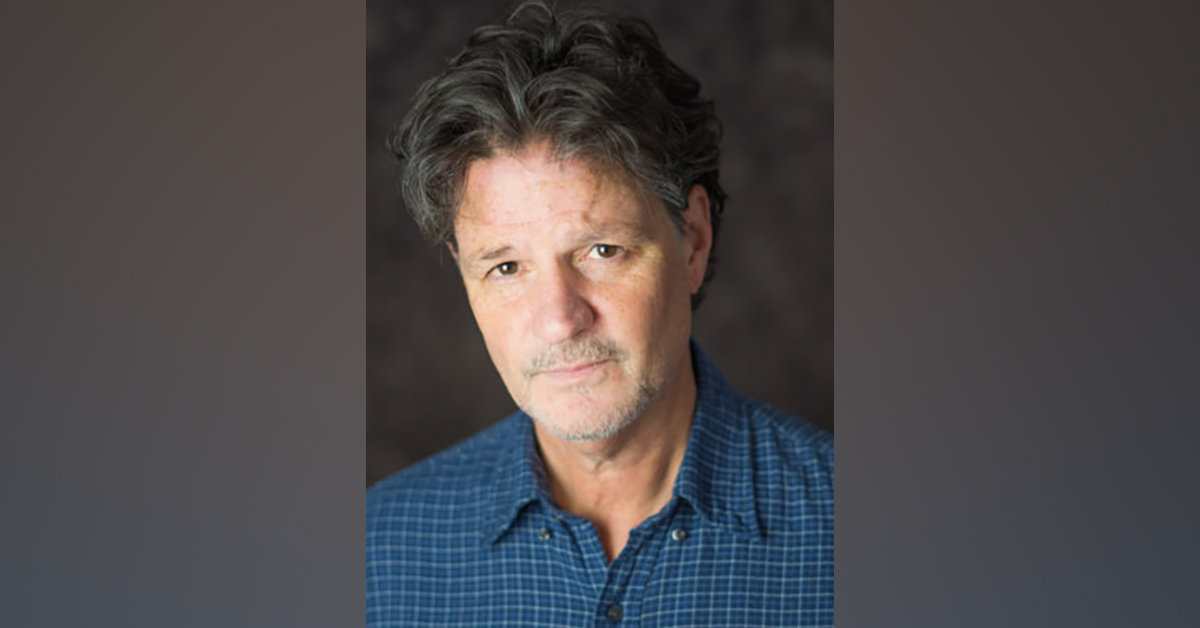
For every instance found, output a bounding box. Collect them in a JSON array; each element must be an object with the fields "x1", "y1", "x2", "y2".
[{"x1": 452, "y1": 142, "x2": 713, "y2": 560}]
